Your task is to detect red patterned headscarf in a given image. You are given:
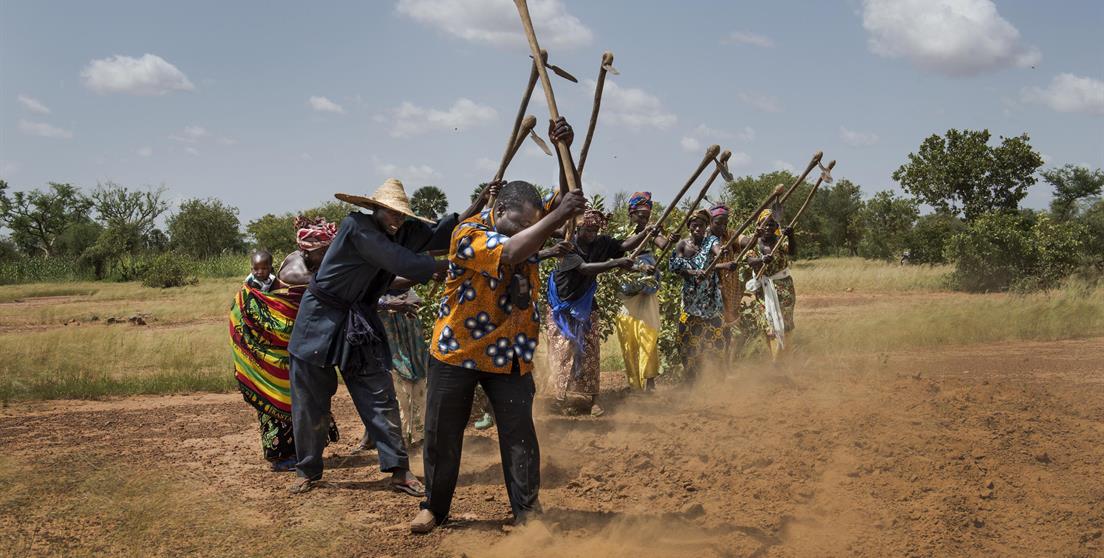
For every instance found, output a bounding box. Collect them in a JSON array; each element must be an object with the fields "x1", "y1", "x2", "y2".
[
  {"x1": 579, "y1": 208, "x2": 609, "y2": 230},
  {"x1": 295, "y1": 216, "x2": 337, "y2": 252}
]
